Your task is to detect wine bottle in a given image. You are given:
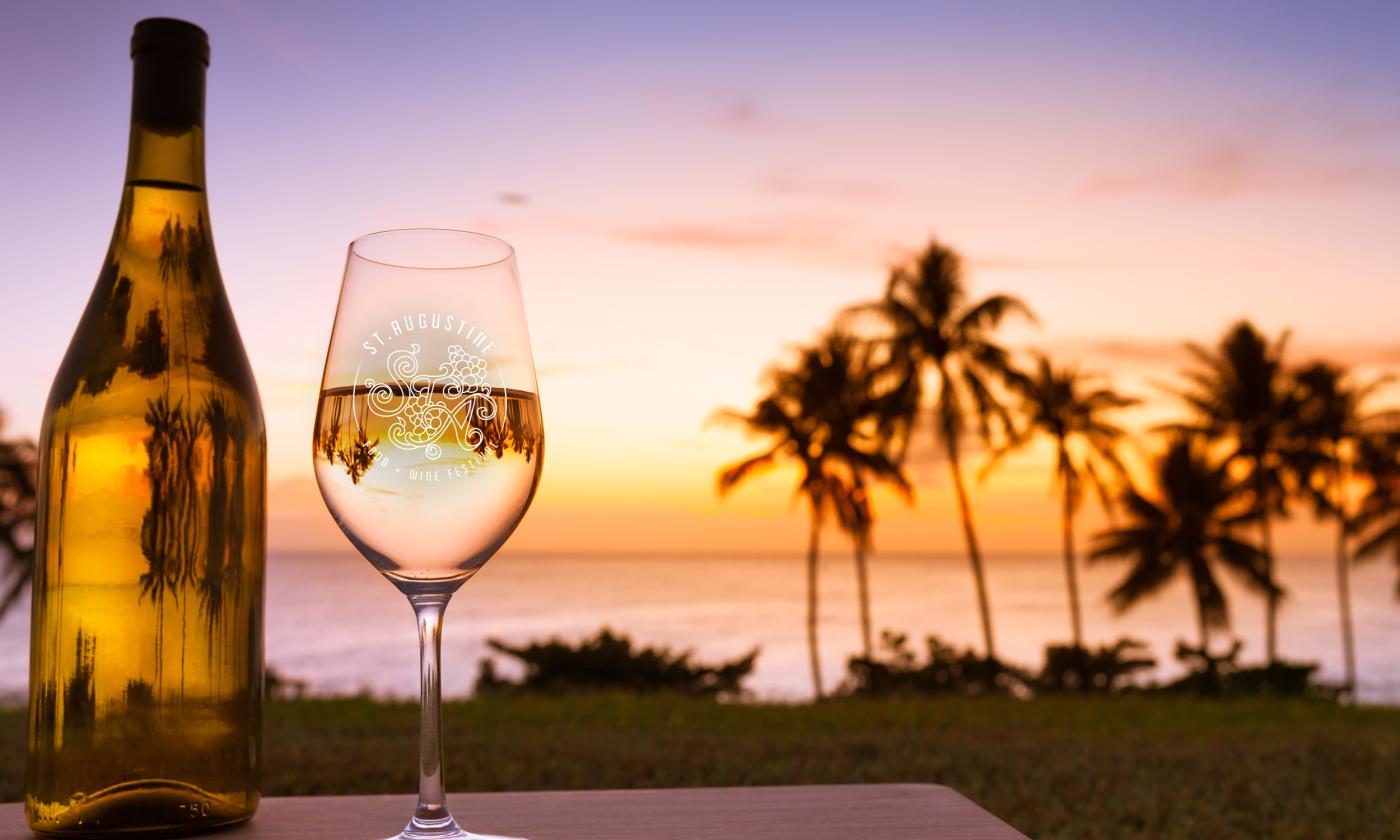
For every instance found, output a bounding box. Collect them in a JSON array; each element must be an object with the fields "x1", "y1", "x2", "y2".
[{"x1": 26, "y1": 18, "x2": 265, "y2": 835}]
